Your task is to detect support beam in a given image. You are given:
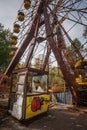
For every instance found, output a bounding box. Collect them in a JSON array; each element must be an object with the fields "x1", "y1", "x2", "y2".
[
  {"x1": 56, "y1": 26, "x2": 78, "y2": 77},
  {"x1": 43, "y1": 5, "x2": 79, "y2": 103},
  {"x1": 24, "y1": 18, "x2": 39, "y2": 67},
  {"x1": 41, "y1": 44, "x2": 51, "y2": 71}
]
